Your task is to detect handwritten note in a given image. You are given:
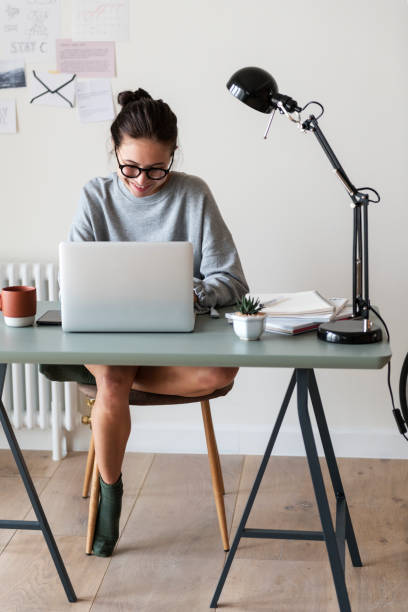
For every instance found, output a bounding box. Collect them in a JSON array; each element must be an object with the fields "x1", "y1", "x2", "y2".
[
  {"x1": 0, "y1": 99, "x2": 17, "y2": 134},
  {"x1": 76, "y1": 79, "x2": 115, "y2": 123},
  {"x1": 0, "y1": 0, "x2": 61, "y2": 61},
  {"x1": 56, "y1": 40, "x2": 115, "y2": 78},
  {"x1": 72, "y1": 0, "x2": 129, "y2": 42}
]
